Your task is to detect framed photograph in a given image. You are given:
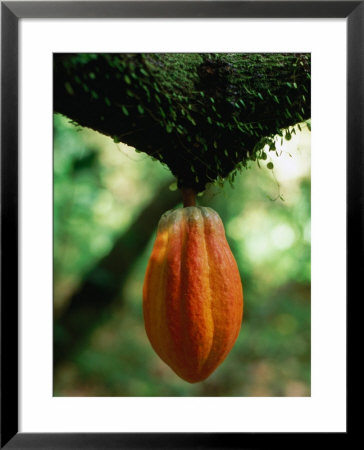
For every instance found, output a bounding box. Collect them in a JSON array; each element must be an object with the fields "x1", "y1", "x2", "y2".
[{"x1": 1, "y1": 1, "x2": 359, "y2": 448}]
